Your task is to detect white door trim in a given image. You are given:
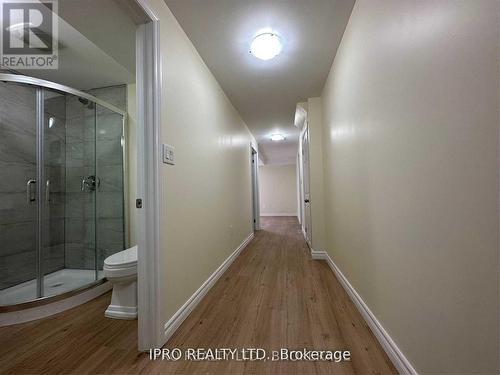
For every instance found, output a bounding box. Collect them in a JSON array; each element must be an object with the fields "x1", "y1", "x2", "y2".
[
  {"x1": 251, "y1": 145, "x2": 261, "y2": 231},
  {"x1": 134, "y1": 0, "x2": 163, "y2": 351},
  {"x1": 300, "y1": 121, "x2": 312, "y2": 246}
]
